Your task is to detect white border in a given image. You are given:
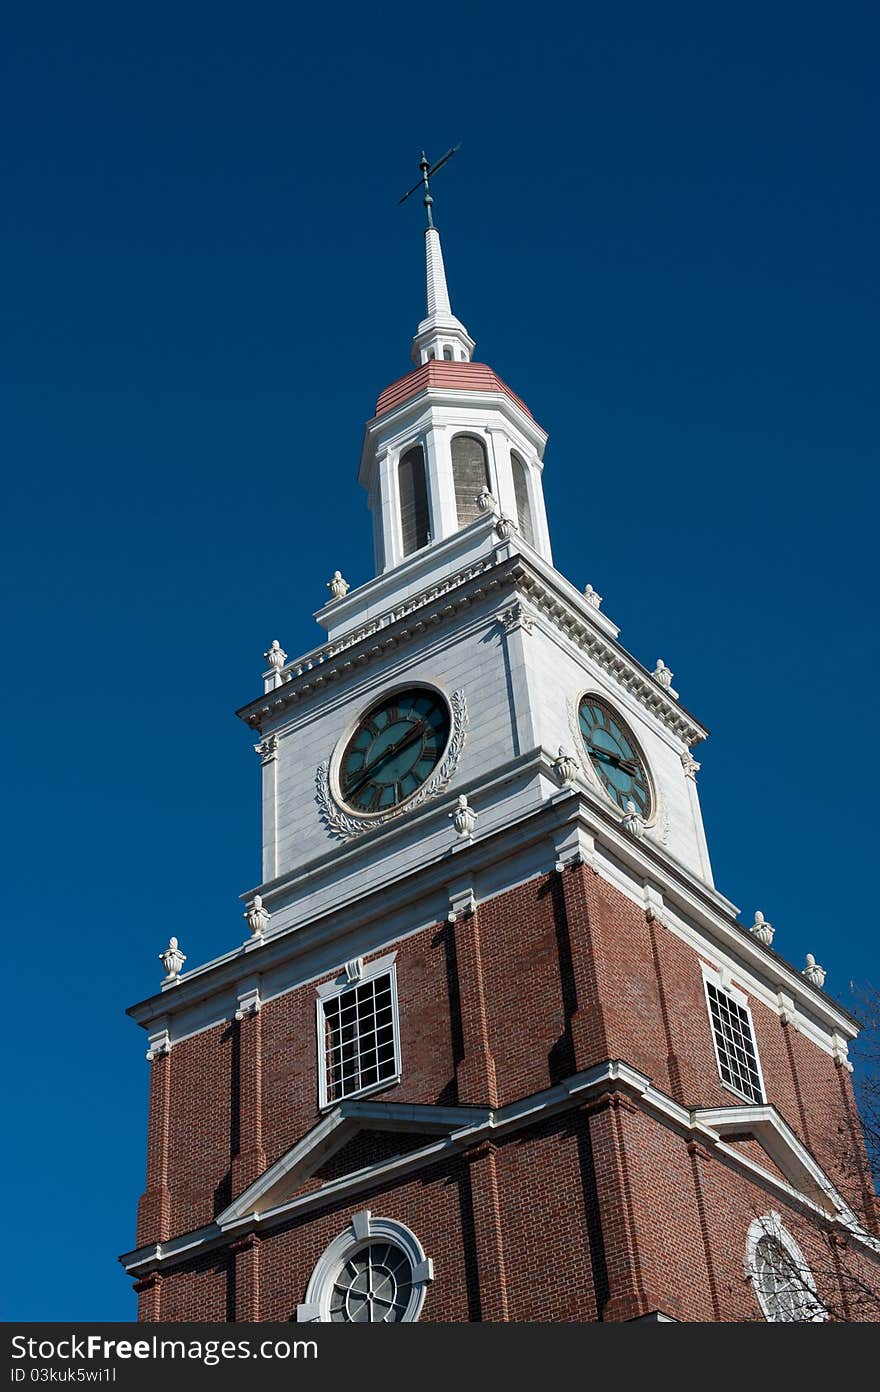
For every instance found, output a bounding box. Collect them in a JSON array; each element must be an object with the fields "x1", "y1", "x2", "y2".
[
  {"x1": 746, "y1": 1211, "x2": 827, "y2": 1322},
  {"x1": 702, "y1": 963, "x2": 767, "y2": 1105},
  {"x1": 296, "y1": 1210, "x2": 433, "y2": 1323},
  {"x1": 315, "y1": 954, "x2": 401, "y2": 1111}
]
